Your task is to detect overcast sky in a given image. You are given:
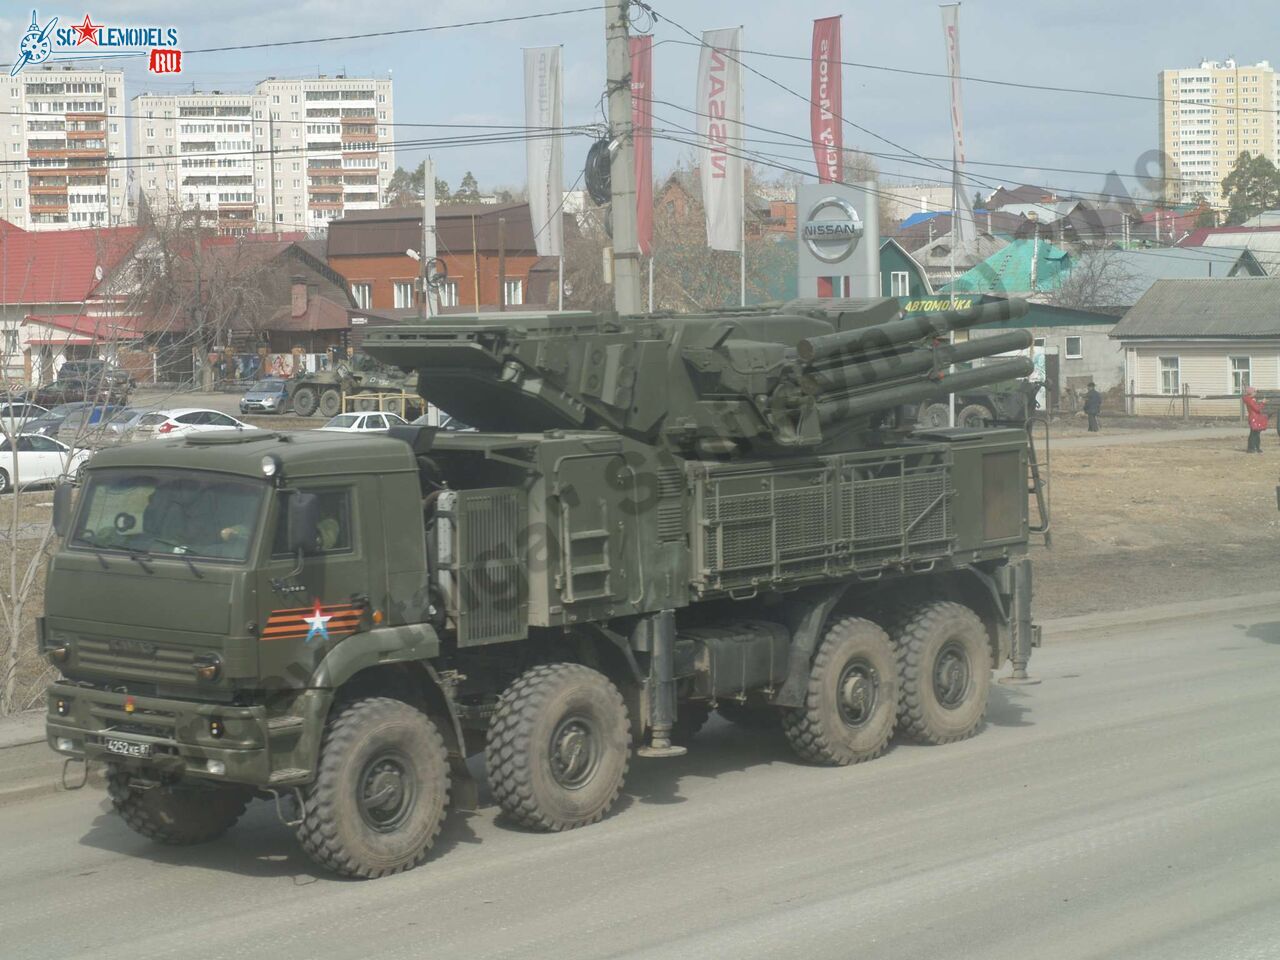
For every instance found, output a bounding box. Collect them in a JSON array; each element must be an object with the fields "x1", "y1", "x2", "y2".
[{"x1": 2, "y1": 1, "x2": 1277, "y2": 203}]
